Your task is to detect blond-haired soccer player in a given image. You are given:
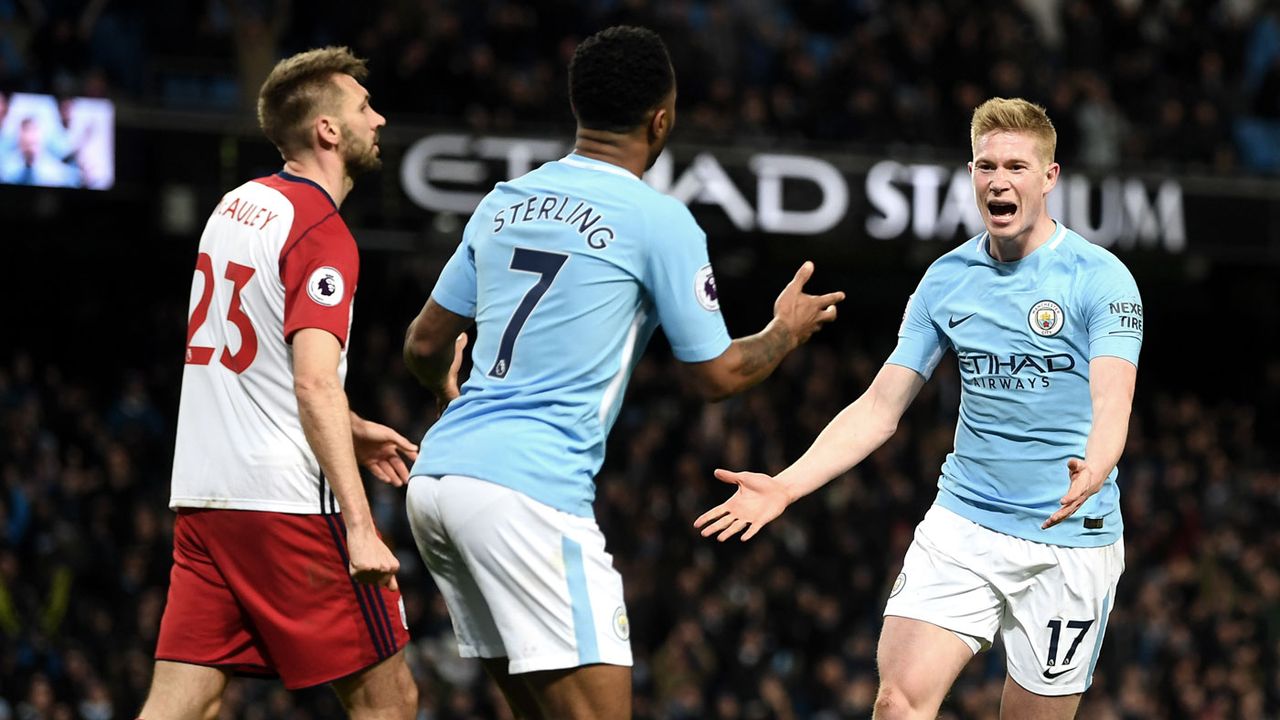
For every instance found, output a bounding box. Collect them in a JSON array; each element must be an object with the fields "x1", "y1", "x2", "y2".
[
  {"x1": 697, "y1": 97, "x2": 1143, "y2": 719},
  {"x1": 140, "y1": 47, "x2": 433, "y2": 719}
]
